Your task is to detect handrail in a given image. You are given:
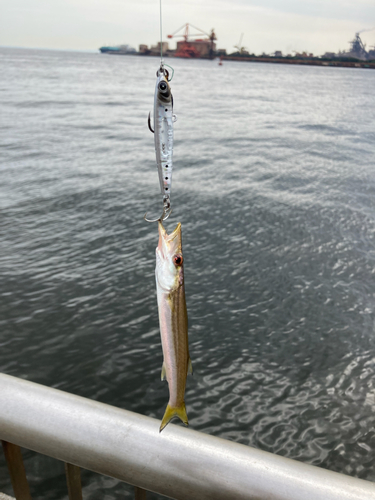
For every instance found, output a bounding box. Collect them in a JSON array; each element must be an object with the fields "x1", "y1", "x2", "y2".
[{"x1": 1, "y1": 373, "x2": 375, "y2": 500}]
